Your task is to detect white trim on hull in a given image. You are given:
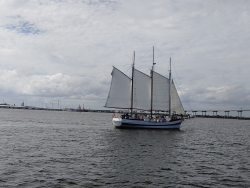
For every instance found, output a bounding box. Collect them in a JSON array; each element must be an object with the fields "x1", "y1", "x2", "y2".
[{"x1": 112, "y1": 118, "x2": 182, "y2": 129}]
